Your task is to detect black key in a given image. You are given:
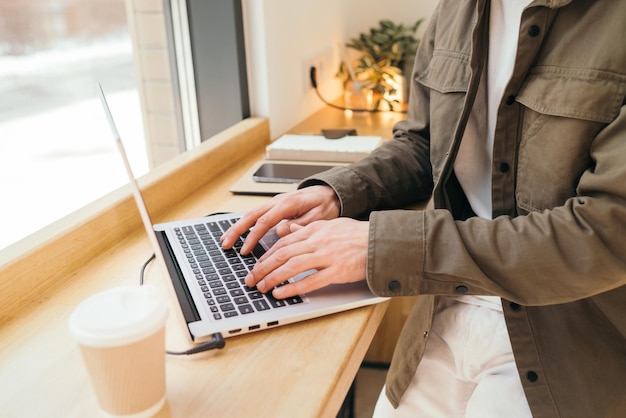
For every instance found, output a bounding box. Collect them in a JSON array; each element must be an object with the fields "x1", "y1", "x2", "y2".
[
  {"x1": 234, "y1": 296, "x2": 248, "y2": 305},
  {"x1": 248, "y1": 291, "x2": 263, "y2": 300},
  {"x1": 230, "y1": 288, "x2": 244, "y2": 297},
  {"x1": 216, "y1": 295, "x2": 231, "y2": 304},
  {"x1": 252, "y1": 243, "x2": 266, "y2": 258},
  {"x1": 220, "y1": 303, "x2": 235, "y2": 312},
  {"x1": 285, "y1": 295, "x2": 304, "y2": 305},
  {"x1": 252, "y1": 299, "x2": 270, "y2": 311},
  {"x1": 232, "y1": 264, "x2": 246, "y2": 271},
  {"x1": 224, "y1": 311, "x2": 238, "y2": 318},
  {"x1": 213, "y1": 313, "x2": 222, "y2": 320},
  {"x1": 226, "y1": 282, "x2": 241, "y2": 290},
  {"x1": 265, "y1": 292, "x2": 286, "y2": 308},
  {"x1": 213, "y1": 288, "x2": 227, "y2": 296},
  {"x1": 207, "y1": 222, "x2": 220, "y2": 232},
  {"x1": 218, "y1": 219, "x2": 232, "y2": 232},
  {"x1": 239, "y1": 304, "x2": 254, "y2": 315}
]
